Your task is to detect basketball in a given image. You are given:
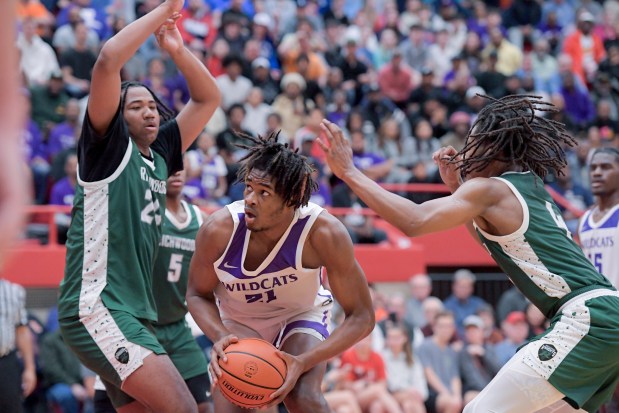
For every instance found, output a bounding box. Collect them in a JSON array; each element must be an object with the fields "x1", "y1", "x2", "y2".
[{"x1": 217, "y1": 338, "x2": 288, "y2": 408}]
